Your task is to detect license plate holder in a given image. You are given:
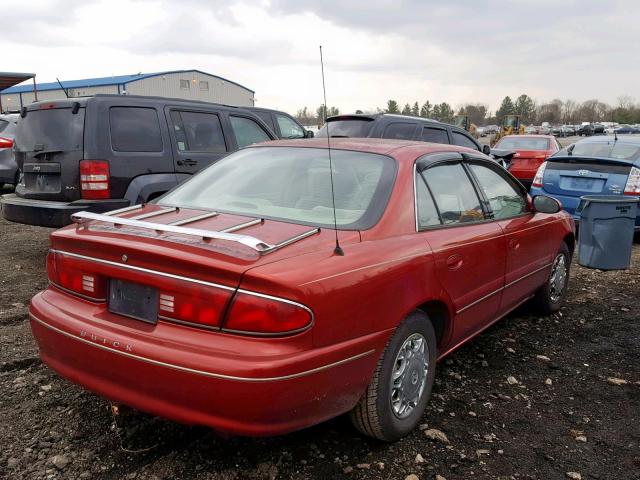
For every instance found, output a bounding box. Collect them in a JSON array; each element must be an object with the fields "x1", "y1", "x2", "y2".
[{"x1": 108, "y1": 279, "x2": 159, "y2": 324}]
